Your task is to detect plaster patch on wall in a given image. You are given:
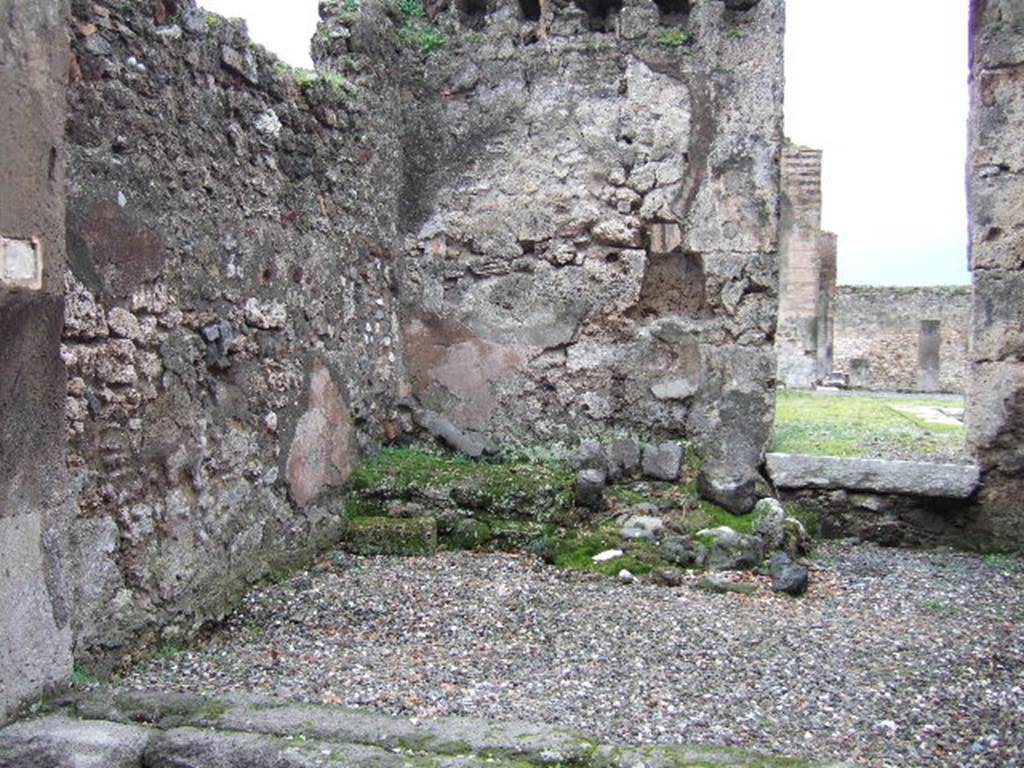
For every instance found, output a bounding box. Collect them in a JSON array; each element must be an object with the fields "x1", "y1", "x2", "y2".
[{"x1": 1, "y1": 237, "x2": 43, "y2": 290}]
